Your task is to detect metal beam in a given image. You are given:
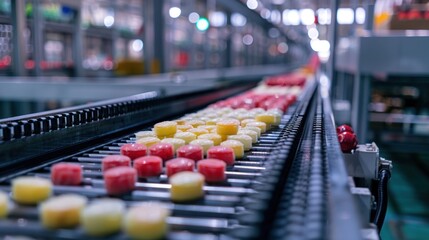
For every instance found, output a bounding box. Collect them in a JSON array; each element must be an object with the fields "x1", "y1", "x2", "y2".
[
  {"x1": 11, "y1": 0, "x2": 26, "y2": 76},
  {"x1": 32, "y1": 0, "x2": 43, "y2": 76}
]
